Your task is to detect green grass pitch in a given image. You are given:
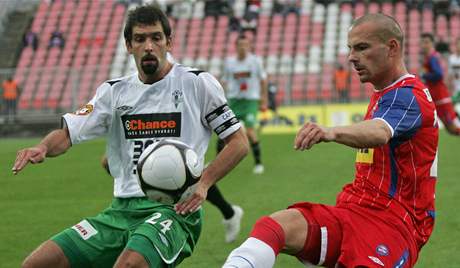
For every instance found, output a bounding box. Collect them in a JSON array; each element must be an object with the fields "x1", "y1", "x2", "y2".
[{"x1": 1, "y1": 132, "x2": 459, "y2": 267}]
